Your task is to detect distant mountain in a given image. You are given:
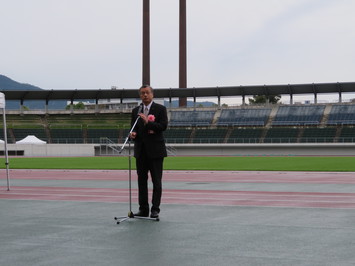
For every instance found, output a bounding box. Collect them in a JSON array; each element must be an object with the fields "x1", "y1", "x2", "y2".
[
  {"x1": 0, "y1": 74, "x2": 66, "y2": 110},
  {"x1": 0, "y1": 74, "x2": 43, "y2": 91}
]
